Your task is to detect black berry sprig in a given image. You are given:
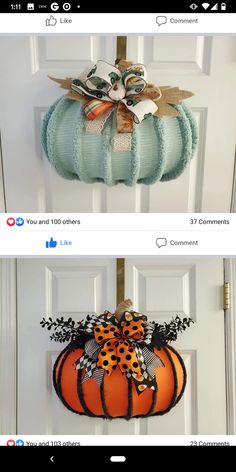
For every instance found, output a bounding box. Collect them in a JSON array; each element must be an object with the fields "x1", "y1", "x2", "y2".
[
  {"x1": 40, "y1": 316, "x2": 81, "y2": 343},
  {"x1": 151, "y1": 316, "x2": 194, "y2": 348},
  {"x1": 41, "y1": 314, "x2": 194, "y2": 346}
]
